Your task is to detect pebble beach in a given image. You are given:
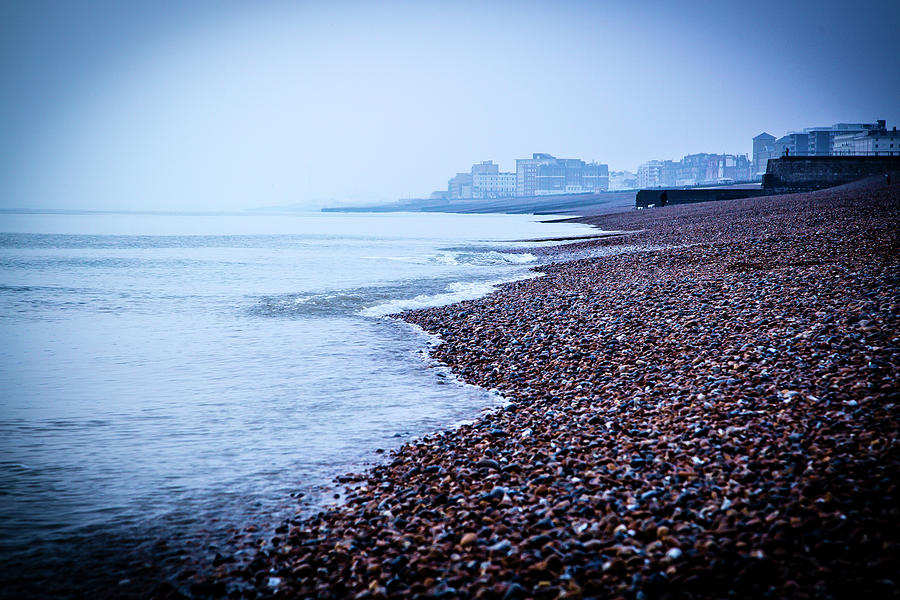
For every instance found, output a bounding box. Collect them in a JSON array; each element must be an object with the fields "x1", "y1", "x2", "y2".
[{"x1": 188, "y1": 182, "x2": 899, "y2": 599}]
